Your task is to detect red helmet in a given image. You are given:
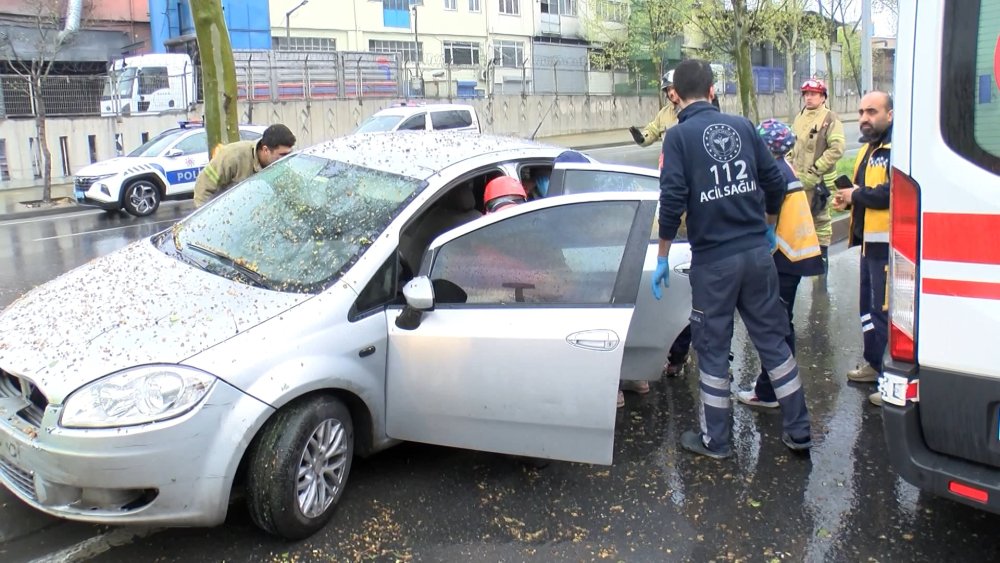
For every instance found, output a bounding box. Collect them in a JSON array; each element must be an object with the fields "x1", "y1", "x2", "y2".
[
  {"x1": 484, "y1": 176, "x2": 527, "y2": 213},
  {"x1": 801, "y1": 78, "x2": 827, "y2": 96}
]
